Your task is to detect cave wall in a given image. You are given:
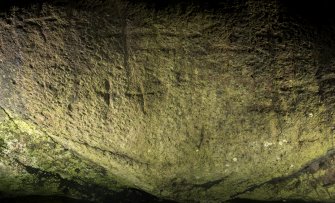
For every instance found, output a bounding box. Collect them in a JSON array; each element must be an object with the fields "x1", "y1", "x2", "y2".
[{"x1": 1, "y1": 0, "x2": 335, "y2": 202}]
